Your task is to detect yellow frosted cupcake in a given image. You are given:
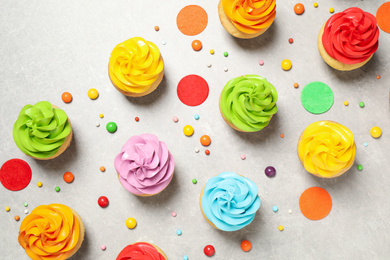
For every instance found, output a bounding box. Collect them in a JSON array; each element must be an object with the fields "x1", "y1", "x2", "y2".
[
  {"x1": 297, "y1": 121, "x2": 356, "y2": 178},
  {"x1": 18, "y1": 204, "x2": 85, "y2": 260},
  {"x1": 218, "y1": 0, "x2": 276, "y2": 39},
  {"x1": 109, "y1": 37, "x2": 164, "y2": 97}
]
